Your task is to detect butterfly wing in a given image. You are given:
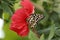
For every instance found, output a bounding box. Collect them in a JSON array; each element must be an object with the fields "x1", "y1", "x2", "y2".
[{"x1": 27, "y1": 14, "x2": 44, "y2": 28}]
